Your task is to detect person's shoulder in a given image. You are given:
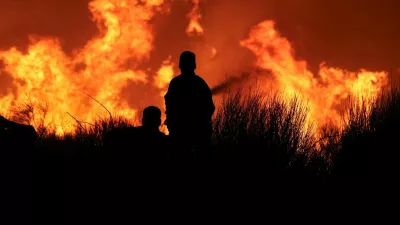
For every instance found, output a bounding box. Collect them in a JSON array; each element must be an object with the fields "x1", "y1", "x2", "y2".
[
  {"x1": 170, "y1": 75, "x2": 183, "y2": 83},
  {"x1": 166, "y1": 75, "x2": 183, "y2": 89},
  {"x1": 194, "y1": 75, "x2": 210, "y2": 87},
  {"x1": 194, "y1": 75, "x2": 206, "y2": 82}
]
